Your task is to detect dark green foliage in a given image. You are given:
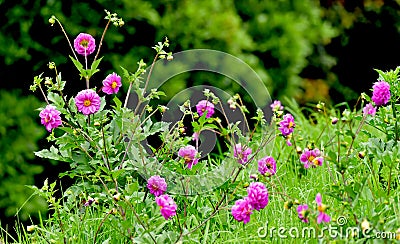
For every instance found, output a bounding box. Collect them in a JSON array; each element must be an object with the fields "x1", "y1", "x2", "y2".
[{"x1": 0, "y1": 91, "x2": 47, "y2": 219}]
